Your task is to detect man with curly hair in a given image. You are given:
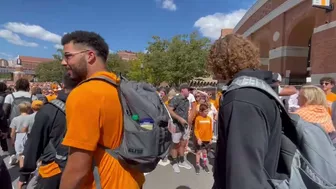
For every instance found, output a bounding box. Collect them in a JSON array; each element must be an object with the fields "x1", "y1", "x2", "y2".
[{"x1": 209, "y1": 34, "x2": 285, "y2": 189}]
